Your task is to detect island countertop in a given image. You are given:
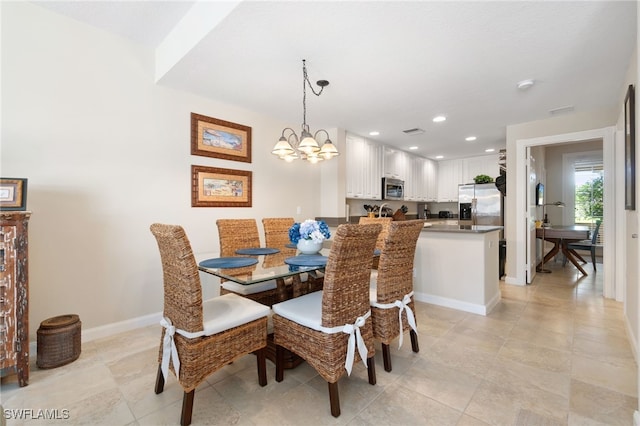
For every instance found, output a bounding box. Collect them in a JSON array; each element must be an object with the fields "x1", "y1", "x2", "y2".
[{"x1": 421, "y1": 224, "x2": 503, "y2": 234}]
